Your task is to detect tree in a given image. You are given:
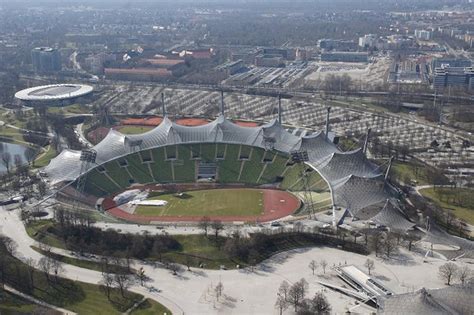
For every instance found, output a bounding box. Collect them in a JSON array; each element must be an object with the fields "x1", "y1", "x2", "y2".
[
  {"x1": 309, "y1": 292, "x2": 331, "y2": 314},
  {"x1": 1, "y1": 152, "x2": 11, "y2": 174},
  {"x1": 100, "y1": 271, "x2": 114, "y2": 300},
  {"x1": 169, "y1": 262, "x2": 183, "y2": 276},
  {"x1": 370, "y1": 231, "x2": 384, "y2": 257},
  {"x1": 211, "y1": 220, "x2": 224, "y2": 241},
  {"x1": 403, "y1": 232, "x2": 420, "y2": 251},
  {"x1": 309, "y1": 260, "x2": 318, "y2": 275},
  {"x1": 364, "y1": 258, "x2": 375, "y2": 275},
  {"x1": 288, "y1": 278, "x2": 309, "y2": 312},
  {"x1": 38, "y1": 256, "x2": 53, "y2": 282},
  {"x1": 384, "y1": 233, "x2": 397, "y2": 258},
  {"x1": 278, "y1": 280, "x2": 290, "y2": 301},
  {"x1": 24, "y1": 257, "x2": 36, "y2": 288},
  {"x1": 51, "y1": 259, "x2": 64, "y2": 283},
  {"x1": 275, "y1": 293, "x2": 289, "y2": 315},
  {"x1": 320, "y1": 260, "x2": 328, "y2": 274},
  {"x1": 199, "y1": 216, "x2": 211, "y2": 237},
  {"x1": 457, "y1": 266, "x2": 471, "y2": 285},
  {"x1": 152, "y1": 239, "x2": 165, "y2": 261},
  {"x1": 114, "y1": 273, "x2": 132, "y2": 297},
  {"x1": 439, "y1": 262, "x2": 458, "y2": 285},
  {"x1": 25, "y1": 147, "x2": 37, "y2": 166},
  {"x1": 215, "y1": 281, "x2": 224, "y2": 301},
  {"x1": 2, "y1": 237, "x2": 17, "y2": 256}
]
